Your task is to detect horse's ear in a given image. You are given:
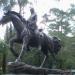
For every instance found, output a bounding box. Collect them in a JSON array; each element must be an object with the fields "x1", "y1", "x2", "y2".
[
  {"x1": 4, "y1": 11, "x2": 6, "y2": 14},
  {"x1": 4, "y1": 11, "x2": 8, "y2": 15},
  {"x1": 4, "y1": 10, "x2": 10, "y2": 15}
]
